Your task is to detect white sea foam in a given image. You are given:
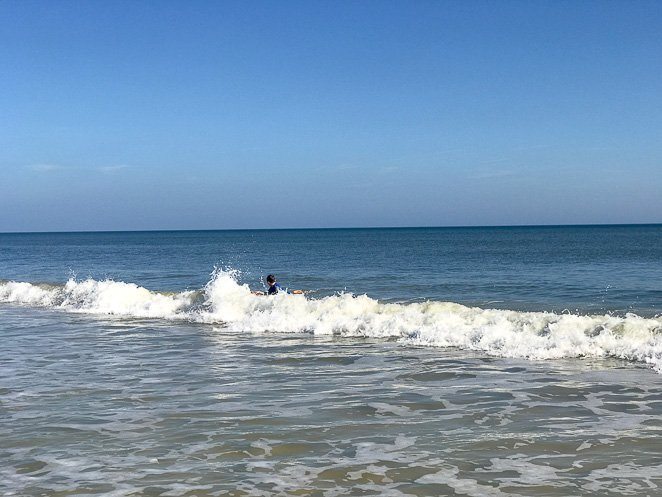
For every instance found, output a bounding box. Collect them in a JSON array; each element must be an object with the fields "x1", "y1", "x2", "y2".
[
  {"x1": 0, "y1": 278, "x2": 194, "y2": 318},
  {"x1": 1, "y1": 270, "x2": 661, "y2": 372}
]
